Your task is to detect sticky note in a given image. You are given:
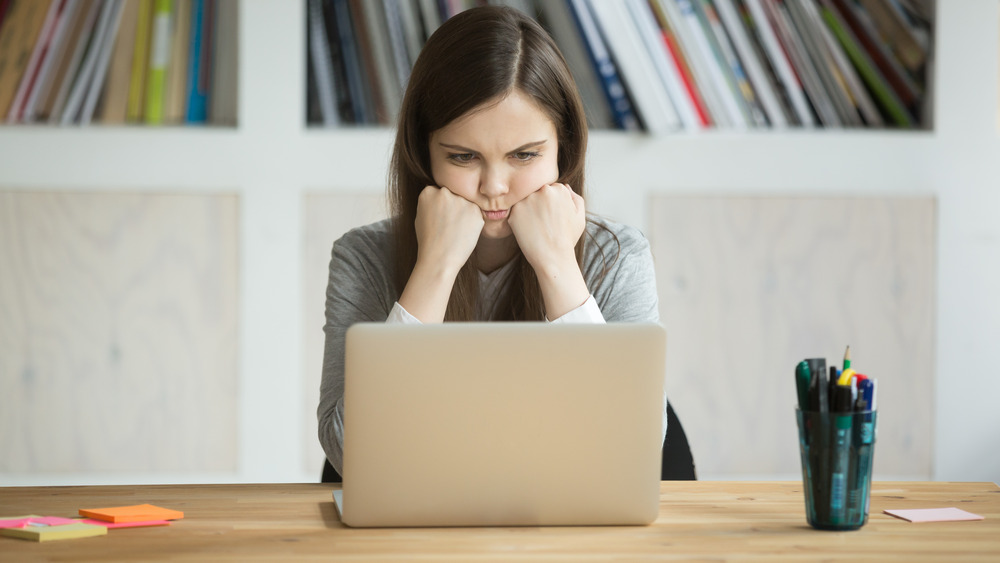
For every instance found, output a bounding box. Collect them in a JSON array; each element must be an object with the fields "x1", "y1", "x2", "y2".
[
  {"x1": 78, "y1": 518, "x2": 171, "y2": 529},
  {"x1": 79, "y1": 504, "x2": 183, "y2": 523},
  {"x1": 0, "y1": 522, "x2": 107, "y2": 542},
  {"x1": 883, "y1": 507, "x2": 985, "y2": 523},
  {"x1": 0, "y1": 516, "x2": 76, "y2": 529}
]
